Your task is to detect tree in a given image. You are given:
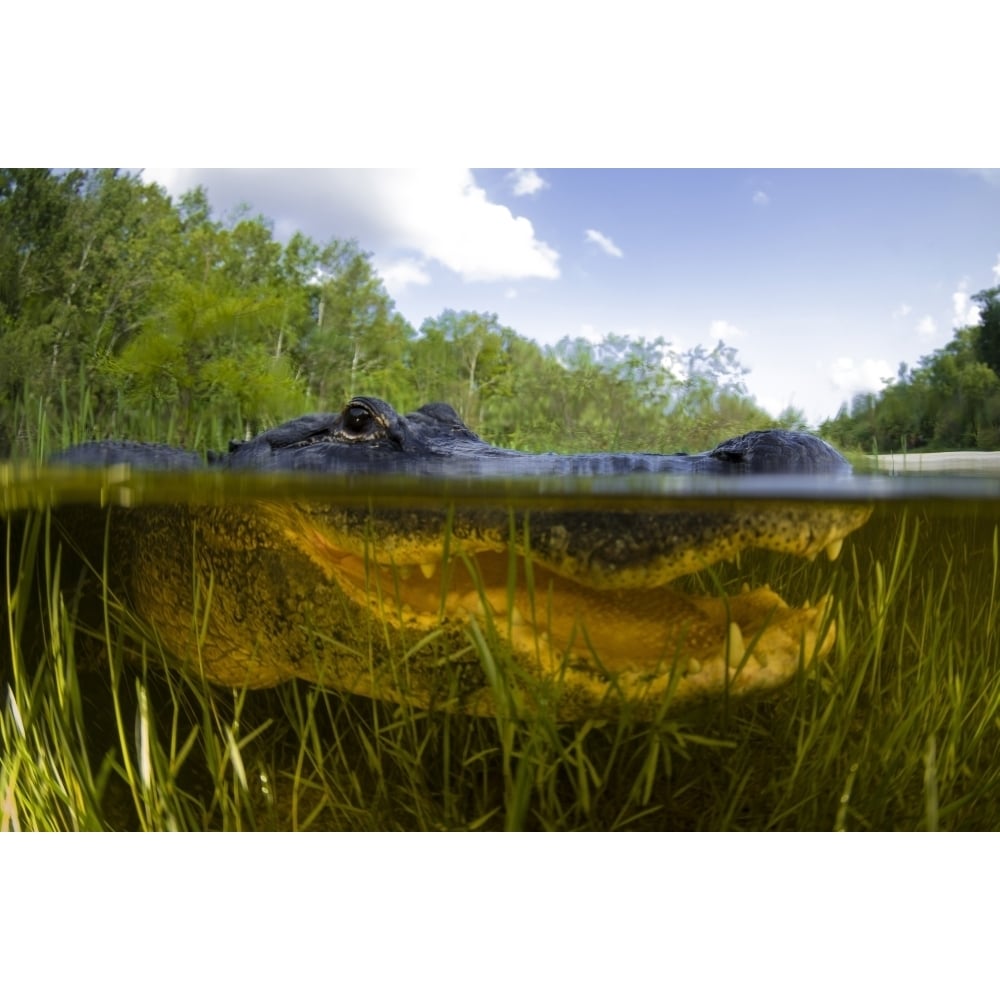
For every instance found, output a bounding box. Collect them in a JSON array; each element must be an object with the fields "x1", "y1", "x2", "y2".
[
  {"x1": 0, "y1": 169, "x2": 183, "y2": 451},
  {"x1": 109, "y1": 274, "x2": 305, "y2": 445},
  {"x1": 820, "y1": 292, "x2": 1000, "y2": 451},
  {"x1": 972, "y1": 286, "x2": 1000, "y2": 377},
  {"x1": 99, "y1": 186, "x2": 315, "y2": 440},
  {"x1": 291, "y1": 240, "x2": 414, "y2": 408},
  {"x1": 408, "y1": 311, "x2": 516, "y2": 427},
  {"x1": 502, "y1": 333, "x2": 773, "y2": 454}
]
